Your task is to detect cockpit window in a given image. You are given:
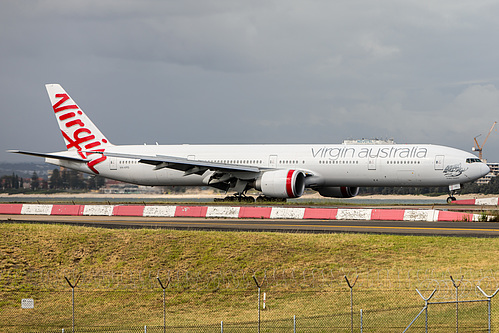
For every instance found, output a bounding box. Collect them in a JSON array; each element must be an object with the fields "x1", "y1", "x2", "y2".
[{"x1": 466, "y1": 158, "x2": 482, "y2": 163}]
